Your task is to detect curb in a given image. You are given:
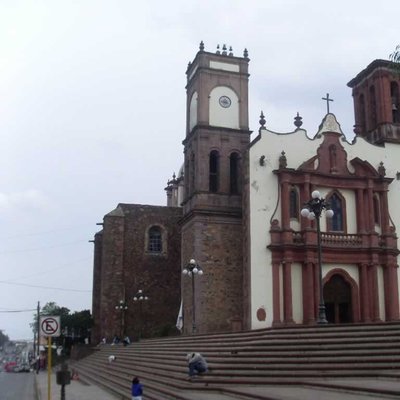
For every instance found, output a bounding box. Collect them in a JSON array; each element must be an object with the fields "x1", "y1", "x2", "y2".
[{"x1": 34, "y1": 373, "x2": 42, "y2": 400}]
